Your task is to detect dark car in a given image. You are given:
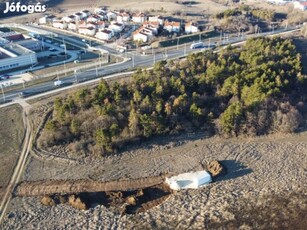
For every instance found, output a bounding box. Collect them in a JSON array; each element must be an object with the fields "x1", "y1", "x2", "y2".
[{"x1": 18, "y1": 91, "x2": 33, "y2": 98}]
